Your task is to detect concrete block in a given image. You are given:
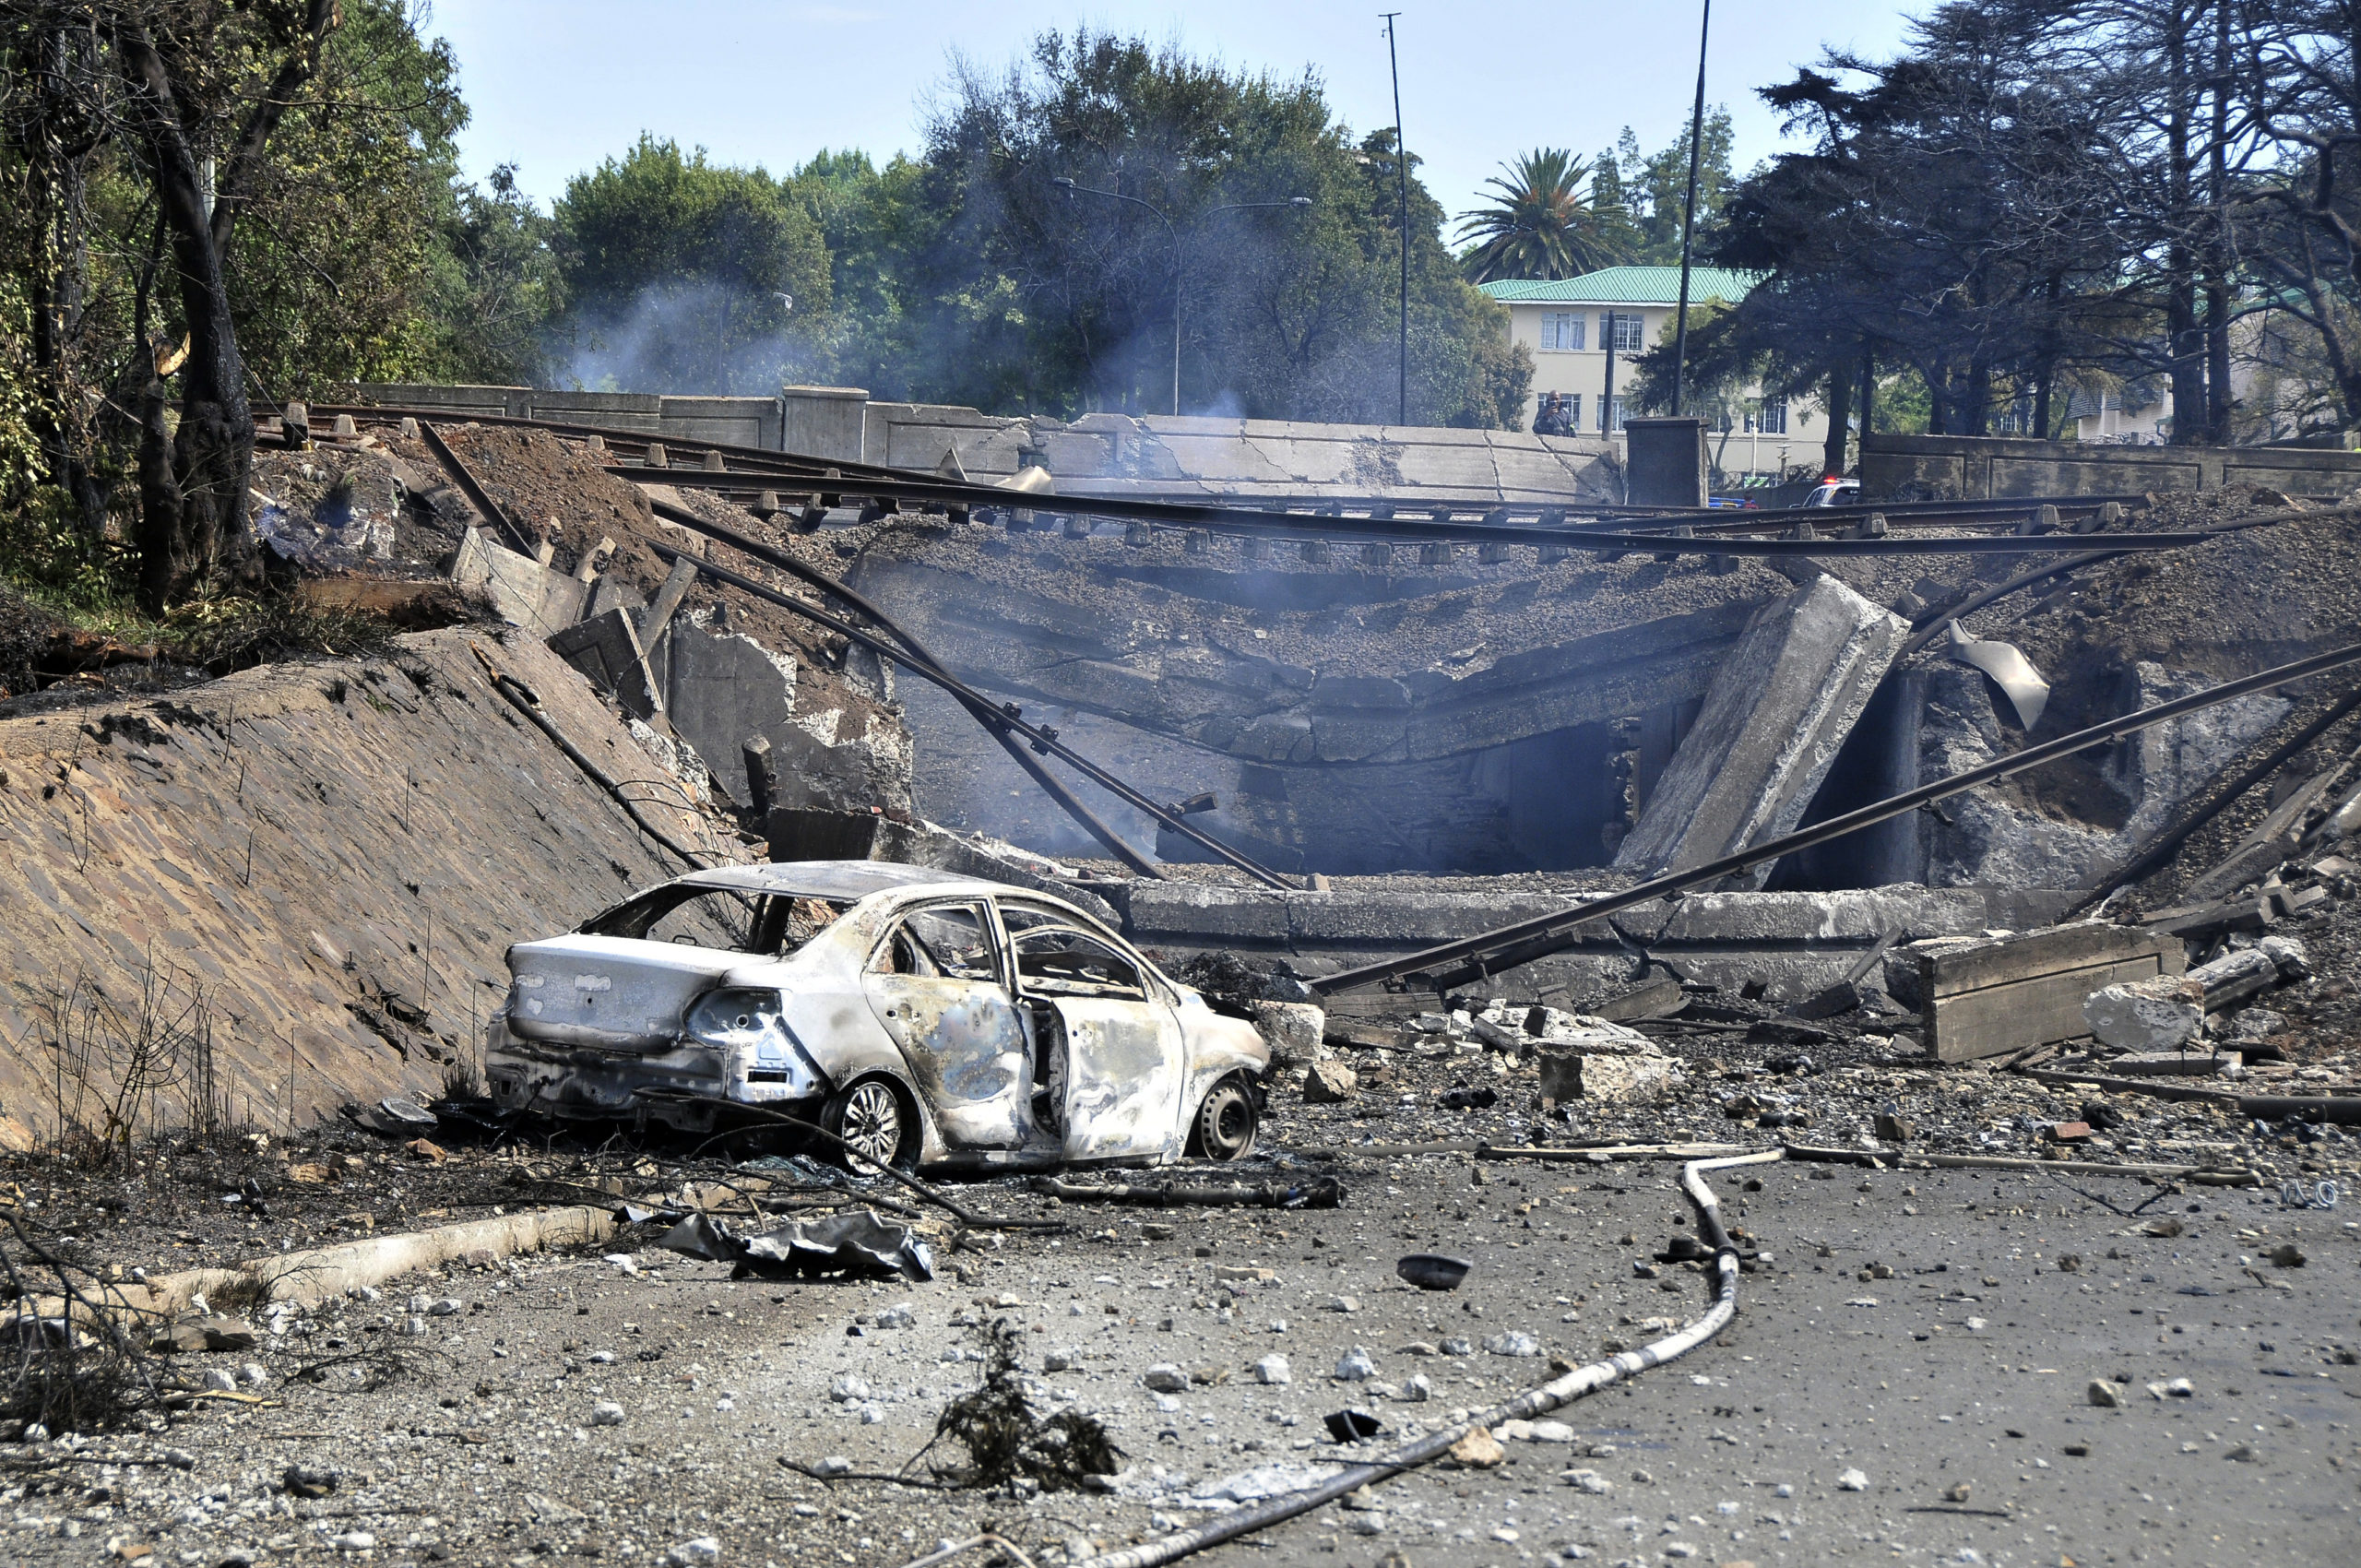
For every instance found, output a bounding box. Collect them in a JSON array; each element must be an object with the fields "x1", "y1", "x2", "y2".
[
  {"x1": 1249, "y1": 1001, "x2": 1326, "y2": 1066},
  {"x1": 545, "y1": 608, "x2": 663, "y2": 720},
  {"x1": 1616, "y1": 575, "x2": 1909, "y2": 886},
  {"x1": 1622, "y1": 418, "x2": 1708, "y2": 508},
  {"x1": 449, "y1": 526, "x2": 587, "y2": 636},
  {"x1": 1536, "y1": 1051, "x2": 1675, "y2": 1103},
  {"x1": 1123, "y1": 881, "x2": 1292, "y2": 944},
  {"x1": 1303, "y1": 1061, "x2": 1358, "y2": 1103}
]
